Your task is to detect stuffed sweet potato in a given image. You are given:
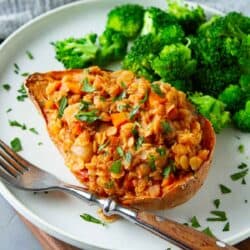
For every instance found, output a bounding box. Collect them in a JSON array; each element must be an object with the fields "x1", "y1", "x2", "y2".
[{"x1": 25, "y1": 66, "x2": 215, "y2": 210}]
